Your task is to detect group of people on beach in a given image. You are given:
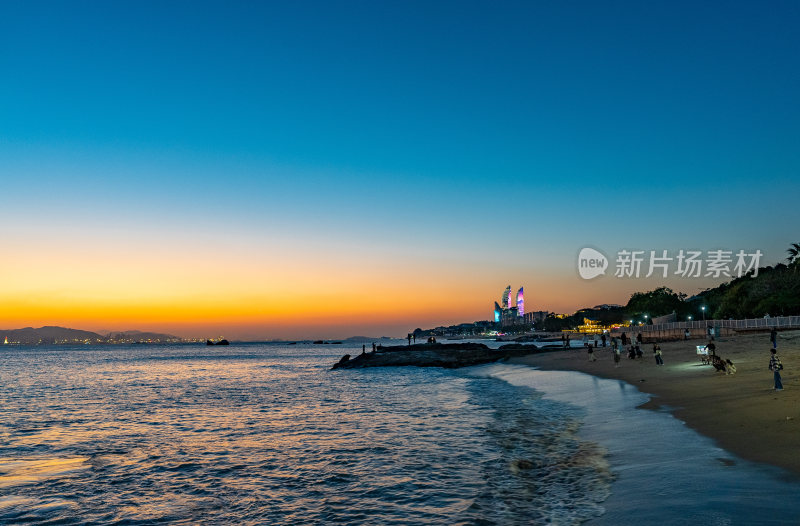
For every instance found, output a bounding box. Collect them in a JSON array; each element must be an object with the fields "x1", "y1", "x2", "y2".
[
  {"x1": 584, "y1": 331, "x2": 664, "y2": 368},
  {"x1": 574, "y1": 328, "x2": 787, "y2": 391}
]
